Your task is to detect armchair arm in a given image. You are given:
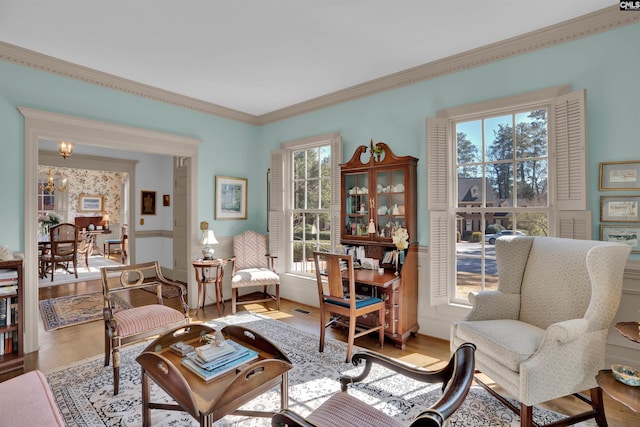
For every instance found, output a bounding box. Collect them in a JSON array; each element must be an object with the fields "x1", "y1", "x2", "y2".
[
  {"x1": 465, "y1": 290, "x2": 520, "y2": 321},
  {"x1": 266, "y1": 254, "x2": 278, "y2": 272},
  {"x1": 544, "y1": 318, "x2": 588, "y2": 344},
  {"x1": 343, "y1": 343, "x2": 476, "y2": 395}
]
